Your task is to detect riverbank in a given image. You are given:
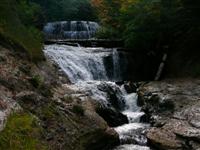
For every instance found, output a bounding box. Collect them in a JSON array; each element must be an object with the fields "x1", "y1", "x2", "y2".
[
  {"x1": 138, "y1": 79, "x2": 200, "y2": 150},
  {"x1": 0, "y1": 45, "x2": 120, "y2": 149}
]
